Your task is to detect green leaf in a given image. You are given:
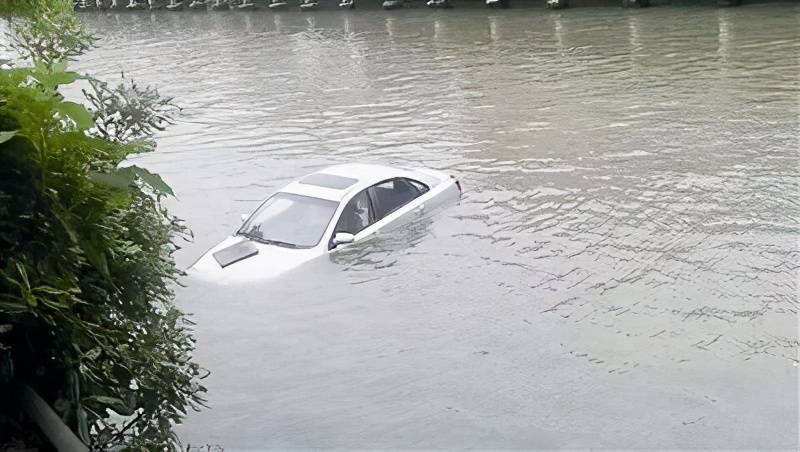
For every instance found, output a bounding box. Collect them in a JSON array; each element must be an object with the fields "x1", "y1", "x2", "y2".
[
  {"x1": 81, "y1": 239, "x2": 110, "y2": 280},
  {"x1": 90, "y1": 170, "x2": 135, "y2": 191},
  {"x1": 0, "y1": 130, "x2": 16, "y2": 144},
  {"x1": 126, "y1": 165, "x2": 174, "y2": 196},
  {"x1": 76, "y1": 404, "x2": 90, "y2": 444},
  {"x1": 84, "y1": 395, "x2": 124, "y2": 406},
  {"x1": 84, "y1": 395, "x2": 135, "y2": 416},
  {"x1": 107, "y1": 190, "x2": 131, "y2": 208},
  {"x1": 48, "y1": 70, "x2": 81, "y2": 86},
  {"x1": 0, "y1": 300, "x2": 28, "y2": 314},
  {"x1": 52, "y1": 210, "x2": 79, "y2": 244},
  {"x1": 84, "y1": 347, "x2": 101, "y2": 361},
  {"x1": 56, "y1": 101, "x2": 94, "y2": 130},
  {"x1": 51, "y1": 60, "x2": 67, "y2": 74},
  {"x1": 33, "y1": 61, "x2": 82, "y2": 87},
  {"x1": 90, "y1": 166, "x2": 173, "y2": 196}
]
